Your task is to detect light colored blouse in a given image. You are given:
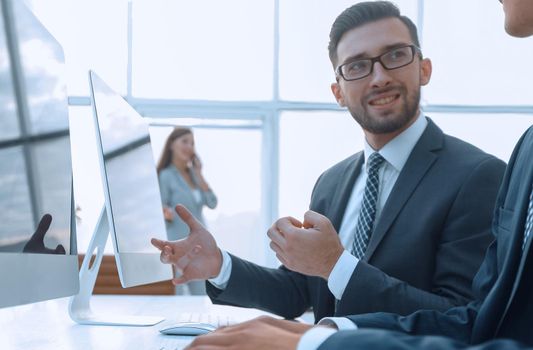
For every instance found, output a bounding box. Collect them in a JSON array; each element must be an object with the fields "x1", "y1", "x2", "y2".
[{"x1": 158, "y1": 165, "x2": 217, "y2": 240}]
